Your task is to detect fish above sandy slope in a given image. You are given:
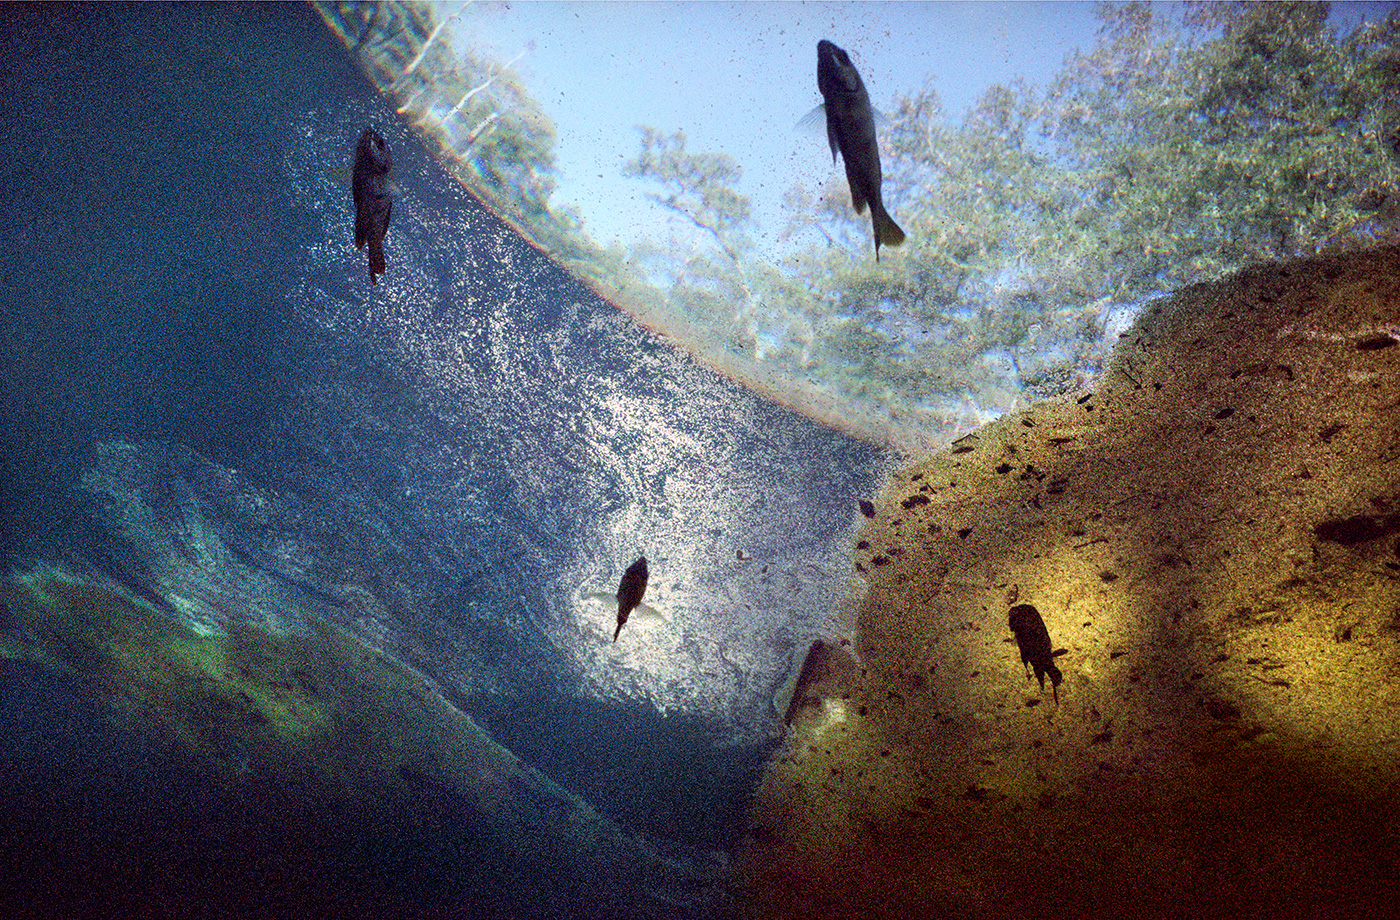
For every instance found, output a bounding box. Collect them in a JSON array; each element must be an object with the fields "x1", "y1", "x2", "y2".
[
  {"x1": 353, "y1": 127, "x2": 393, "y2": 285},
  {"x1": 1008, "y1": 603, "x2": 1063, "y2": 702},
  {"x1": 816, "y1": 39, "x2": 906, "y2": 261},
  {"x1": 613, "y1": 556, "x2": 648, "y2": 643}
]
